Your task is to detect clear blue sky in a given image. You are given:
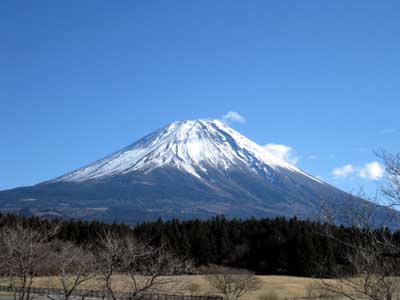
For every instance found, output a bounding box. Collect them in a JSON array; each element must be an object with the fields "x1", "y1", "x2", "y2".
[{"x1": 1, "y1": 1, "x2": 399, "y2": 194}]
